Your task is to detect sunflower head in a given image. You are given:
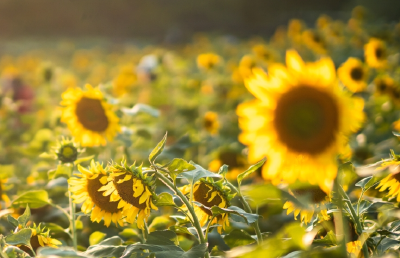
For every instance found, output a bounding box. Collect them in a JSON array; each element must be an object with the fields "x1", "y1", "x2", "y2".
[
  {"x1": 203, "y1": 111, "x2": 219, "y2": 135},
  {"x1": 60, "y1": 84, "x2": 120, "y2": 147},
  {"x1": 346, "y1": 241, "x2": 362, "y2": 258},
  {"x1": 100, "y1": 160, "x2": 158, "y2": 230},
  {"x1": 197, "y1": 53, "x2": 221, "y2": 70},
  {"x1": 283, "y1": 185, "x2": 331, "y2": 224},
  {"x1": 54, "y1": 137, "x2": 83, "y2": 164},
  {"x1": 374, "y1": 76, "x2": 394, "y2": 95},
  {"x1": 302, "y1": 30, "x2": 326, "y2": 54},
  {"x1": 237, "y1": 50, "x2": 364, "y2": 192},
  {"x1": 208, "y1": 149, "x2": 249, "y2": 180},
  {"x1": 364, "y1": 38, "x2": 387, "y2": 69},
  {"x1": 68, "y1": 160, "x2": 124, "y2": 227},
  {"x1": 238, "y1": 55, "x2": 257, "y2": 79},
  {"x1": 376, "y1": 151, "x2": 400, "y2": 202},
  {"x1": 19, "y1": 224, "x2": 61, "y2": 255},
  {"x1": 338, "y1": 58, "x2": 368, "y2": 93}
]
